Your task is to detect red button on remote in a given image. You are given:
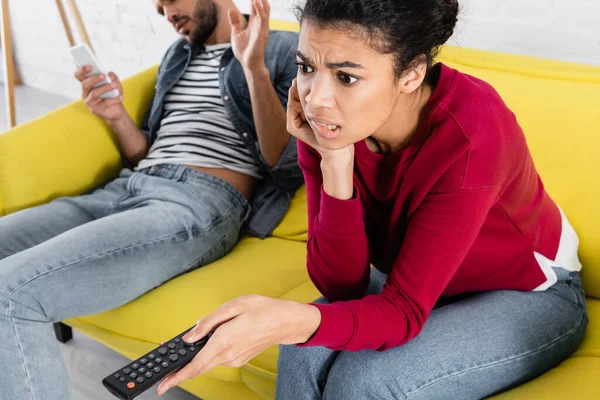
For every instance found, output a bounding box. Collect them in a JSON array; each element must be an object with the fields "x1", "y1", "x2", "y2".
[{"x1": 127, "y1": 382, "x2": 135, "y2": 389}]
